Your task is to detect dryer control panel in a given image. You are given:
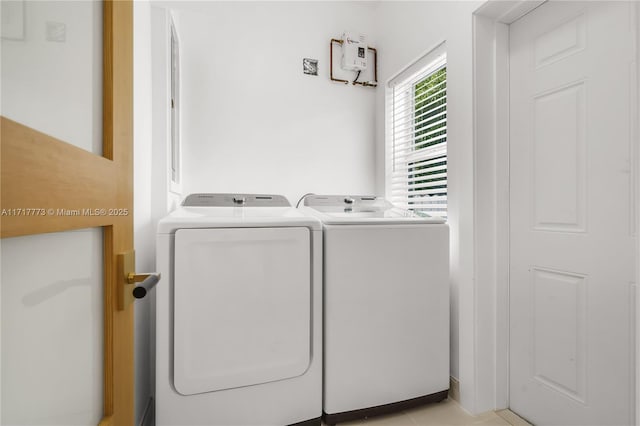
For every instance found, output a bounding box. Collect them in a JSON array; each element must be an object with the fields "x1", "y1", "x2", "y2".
[{"x1": 182, "y1": 193, "x2": 291, "y2": 207}]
